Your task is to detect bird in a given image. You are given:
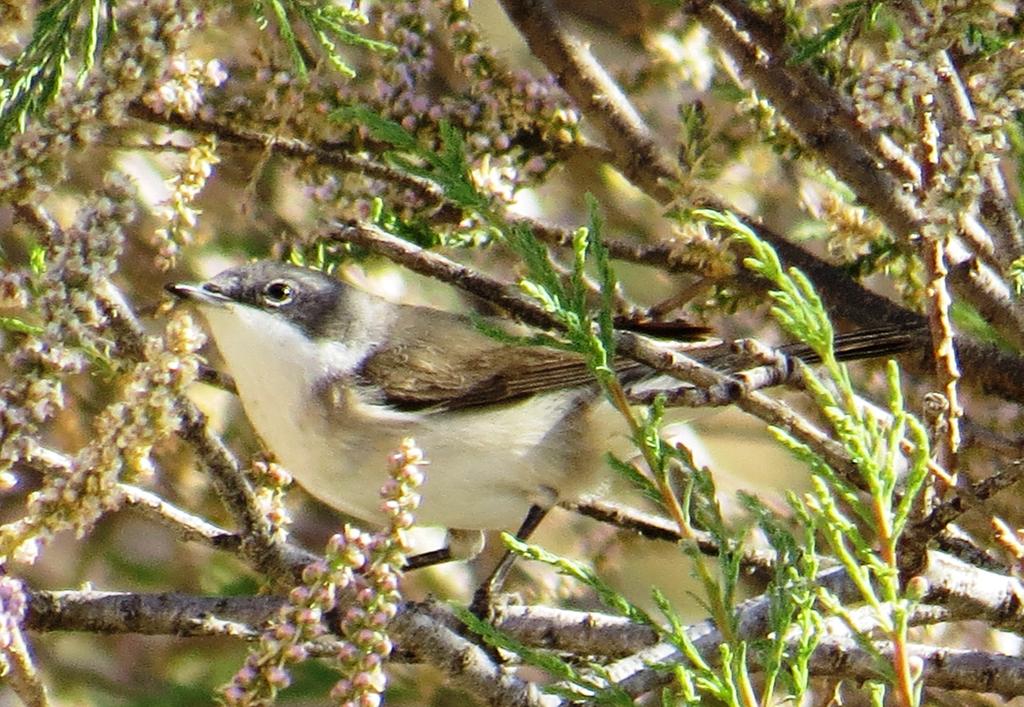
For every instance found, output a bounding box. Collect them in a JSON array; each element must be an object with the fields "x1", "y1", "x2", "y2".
[{"x1": 166, "y1": 260, "x2": 922, "y2": 578}]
